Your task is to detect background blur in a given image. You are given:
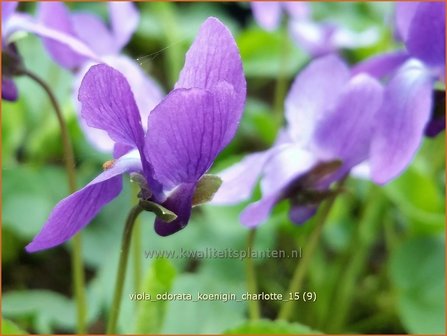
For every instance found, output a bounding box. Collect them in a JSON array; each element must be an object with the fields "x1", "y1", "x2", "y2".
[{"x1": 2, "y1": 2, "x2": 445, "y2": 334}]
